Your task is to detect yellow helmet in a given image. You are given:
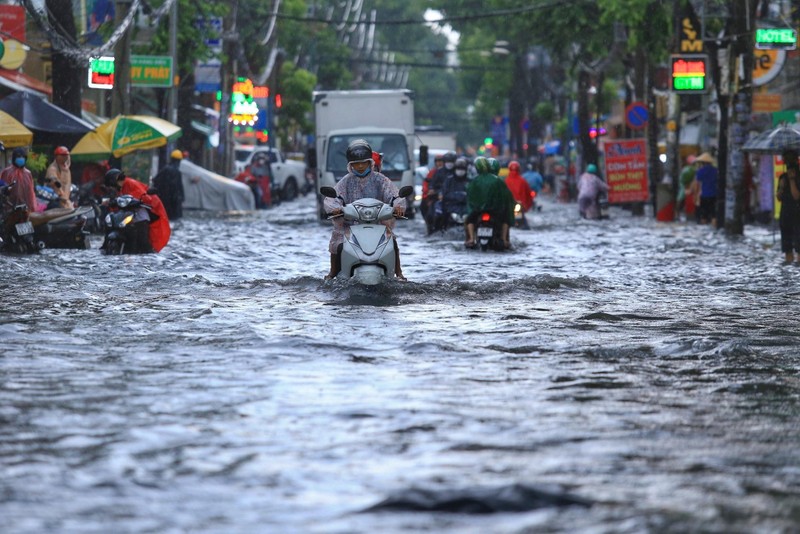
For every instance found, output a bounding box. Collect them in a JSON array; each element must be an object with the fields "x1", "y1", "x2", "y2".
[{"x1": 170, "y1": 149, "x2": 183, "y2": 160}]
